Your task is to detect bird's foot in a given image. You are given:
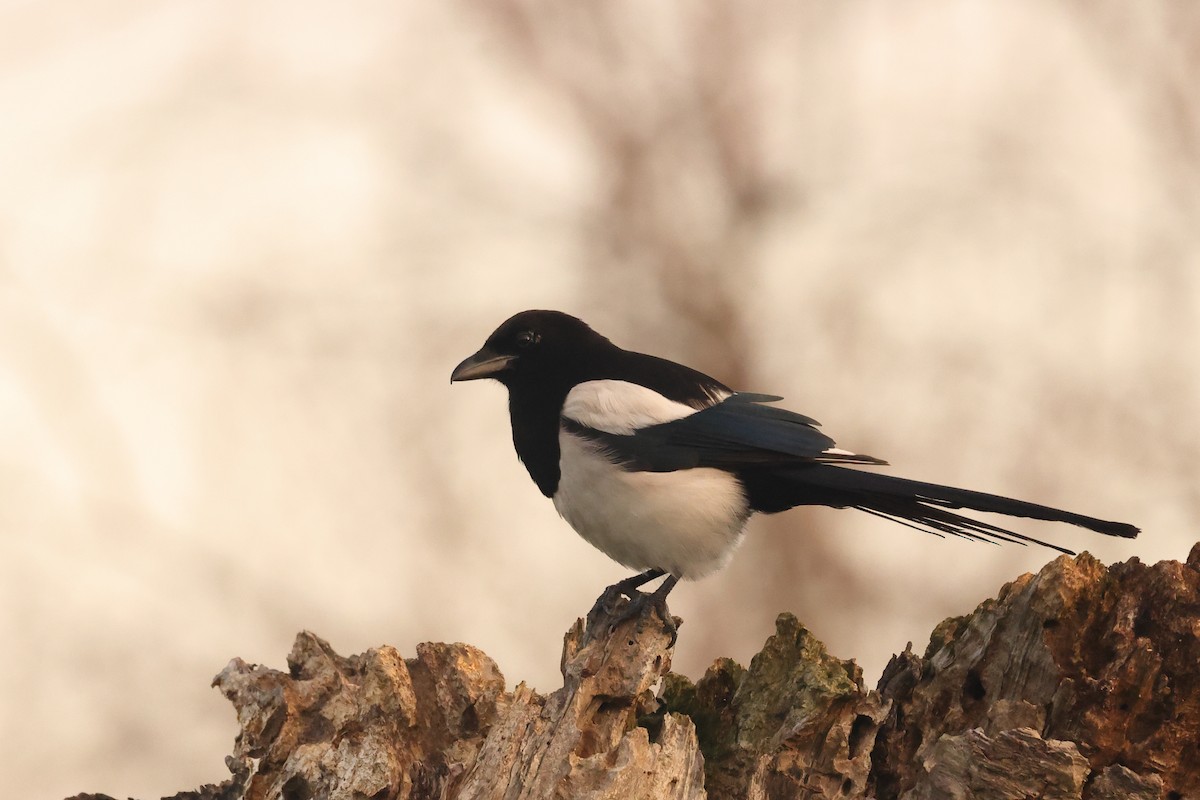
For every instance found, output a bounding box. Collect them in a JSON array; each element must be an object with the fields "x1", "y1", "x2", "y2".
[
  {"x1": 589, "y1": 573, "x2": 681, "y2": 647},
  {"x1": 609, "y1": 590, "x2": 679, "y2": 646},
  {"x1": 588, "y1": 584, "x2": 629, "y2": 620},
  {"x1": 588, "y1": 568, "x2": 665, "y2": 618}
]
